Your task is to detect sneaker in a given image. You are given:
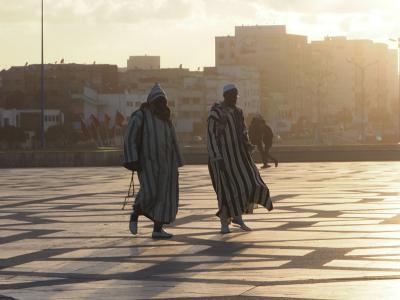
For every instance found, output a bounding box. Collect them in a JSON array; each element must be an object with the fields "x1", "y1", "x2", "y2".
[
  {"x1": 232, "y1": 217, "x2": 252, "y2": 231},
  {"x1": 152, "y1": 228, "x2": 173, "y2": 239}
]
